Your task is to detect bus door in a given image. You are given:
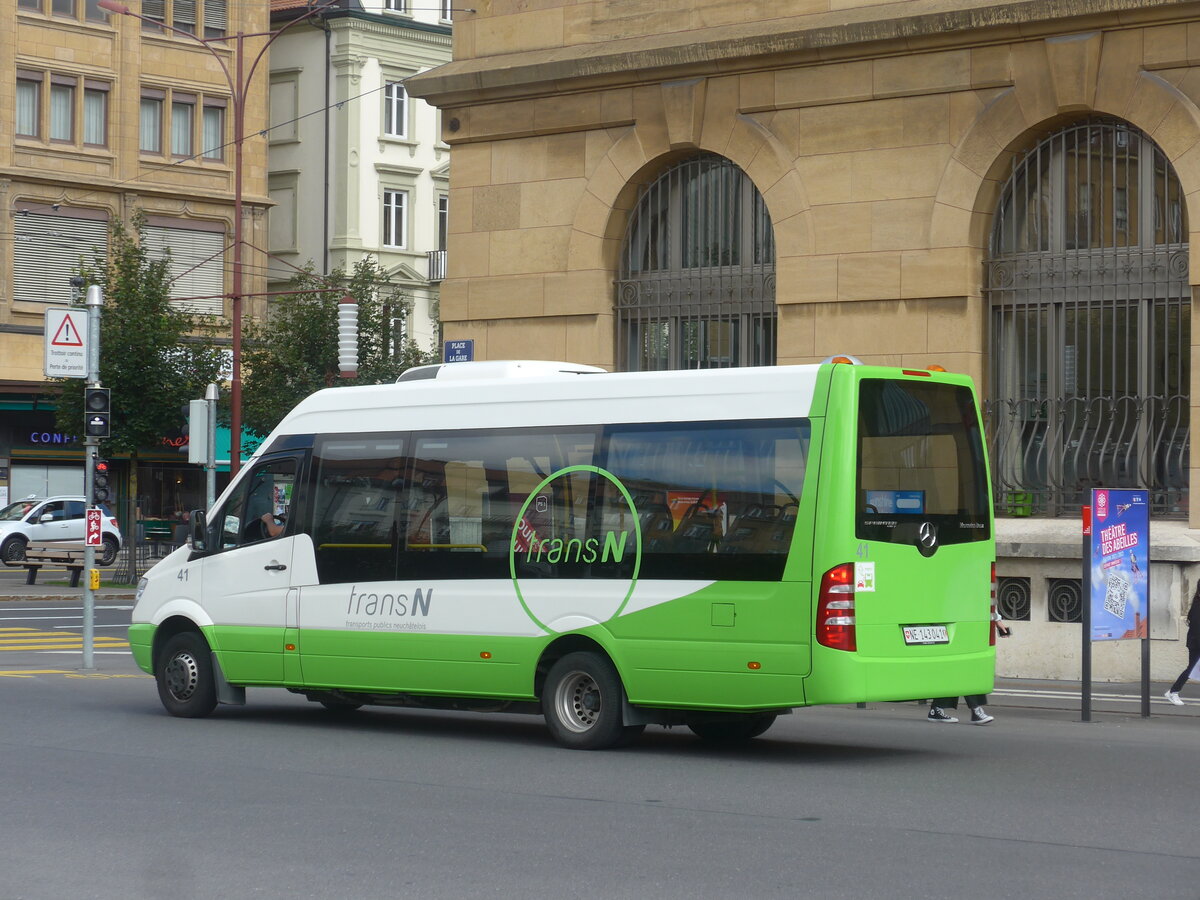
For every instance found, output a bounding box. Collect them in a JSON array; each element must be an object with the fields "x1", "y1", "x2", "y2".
[
  {"x1": 841, "y1": 375, "x2": 993, "y2": 670},
  {"x1": 199, "y1": 453, "x2": 302, "y2": 685}
]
